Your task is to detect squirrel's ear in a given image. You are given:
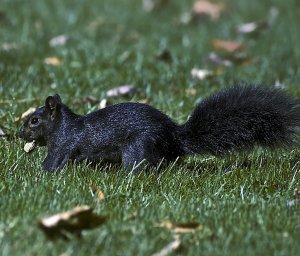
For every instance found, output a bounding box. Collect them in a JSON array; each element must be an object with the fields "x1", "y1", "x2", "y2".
[{"x1": 45, "y1": 94, "x2": 62, "y2": 117}]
